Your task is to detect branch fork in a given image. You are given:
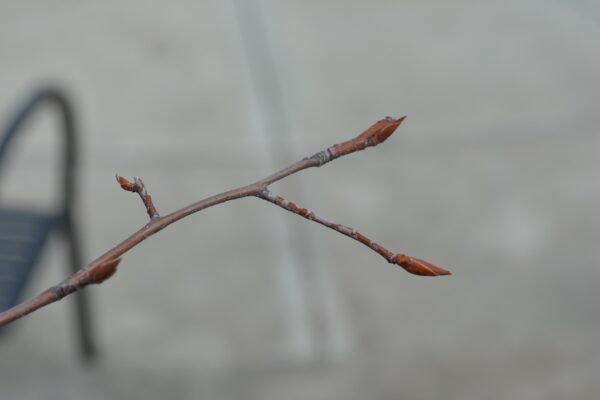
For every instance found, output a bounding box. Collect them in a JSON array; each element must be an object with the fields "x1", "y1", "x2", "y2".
[{"x1": 0, "y1": 116, "x2": 450, "y2": 327}]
